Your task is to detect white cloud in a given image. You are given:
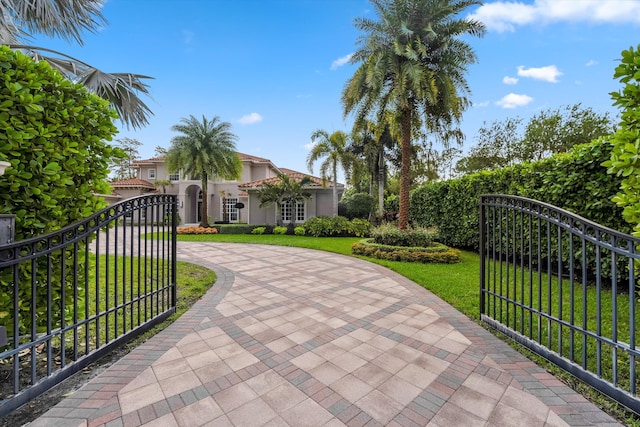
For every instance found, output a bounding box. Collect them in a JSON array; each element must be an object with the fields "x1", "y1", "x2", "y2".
[
  {"x1": 503, "y1": 76, "x2": 519, "y2": 85},
  {"x1": 468, "y1": 0, "x2": 640, "y2": 32},
  {"x1": 474, "y1": 101, "x2": 490, "y2": 107},
  {"x1": 331, "y1": 53, "x2": 354, "y2": 71},
  {"x1": 237, "y1": 113, "x2": 263, "y2": 125},
  {"x1": 586, "y1": 59, "x2": 598, "y2": 67},
  {"x1": 517, "y1": 65, "x2": 562, "y2": 83},
  {"x1": 303, "y1": 141, "x2": 316, "y2": 151},
  {"x1": 496, "y1": 93, "x2": 533, "y2": 109}
]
